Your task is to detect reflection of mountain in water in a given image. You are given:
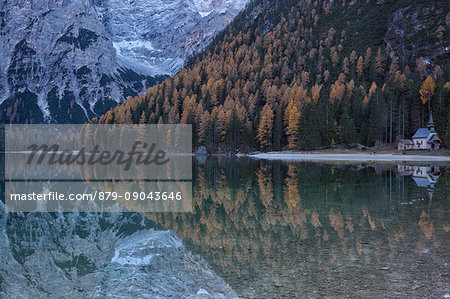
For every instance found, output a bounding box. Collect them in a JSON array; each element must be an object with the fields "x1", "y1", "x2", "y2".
[
  {"x1": 0, "y1": 209, "x2": 236, "y2": 298},
  {"x1": 0, "y1": 158, "x2": 448, "y2": 298}
]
